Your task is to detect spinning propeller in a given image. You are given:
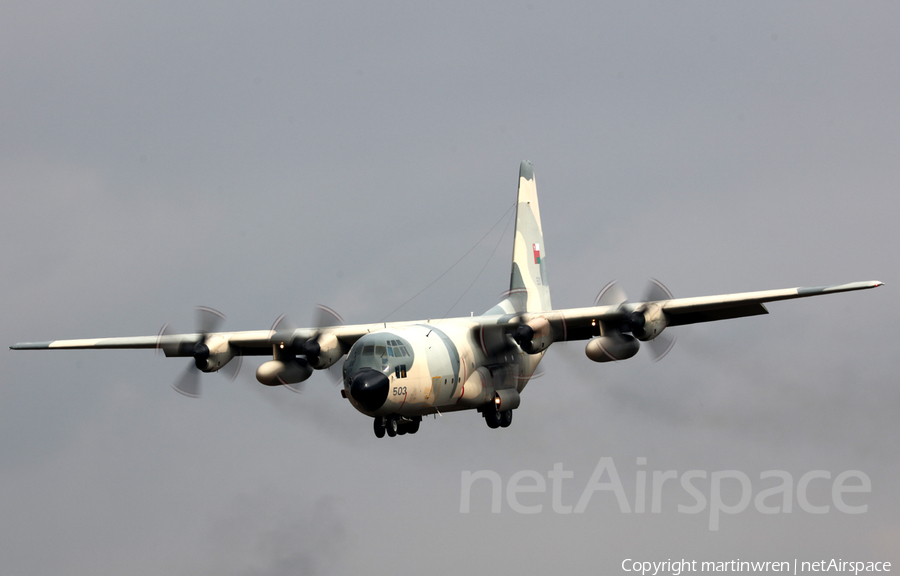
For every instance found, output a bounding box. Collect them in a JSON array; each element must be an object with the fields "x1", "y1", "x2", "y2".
[
  {"x1": 267, "y1": 305, "x2": 345, "y2": 392},
  {"x1": 595, "y1": 279, "x2": 677, "y2": 361},
  {"x1": 158, "y1": 306, "x2": 242, "y2": 398}
]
